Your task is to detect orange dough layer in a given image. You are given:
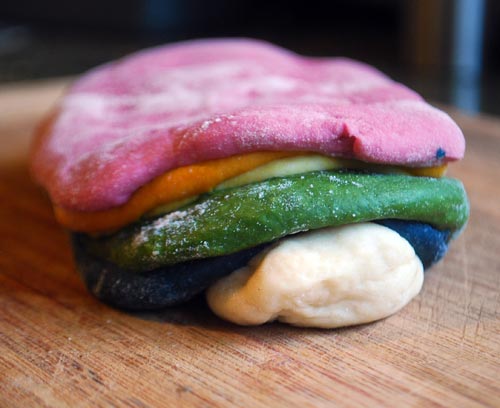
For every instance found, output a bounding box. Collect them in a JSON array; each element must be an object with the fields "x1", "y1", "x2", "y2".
[
  {"x1": 406, "y1": 166, "x2": 447, "y2": 178},
  {"x1": 55, "y1": 151, "x2": 300, "y2": 233}
]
